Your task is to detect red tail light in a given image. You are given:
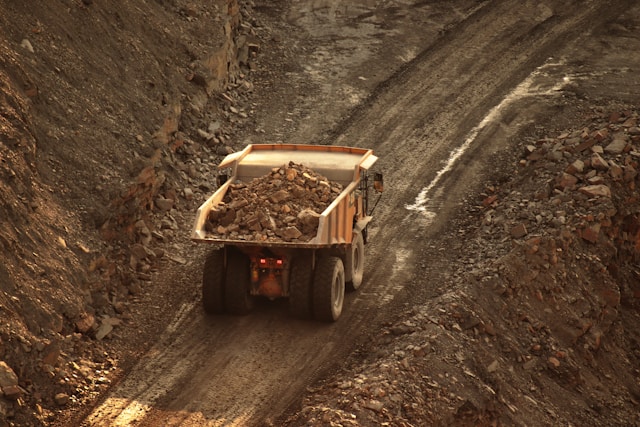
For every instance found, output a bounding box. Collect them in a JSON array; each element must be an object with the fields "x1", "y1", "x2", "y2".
[{"x1": 255, "y1": 257, "x2": 285, "y2": 269}]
